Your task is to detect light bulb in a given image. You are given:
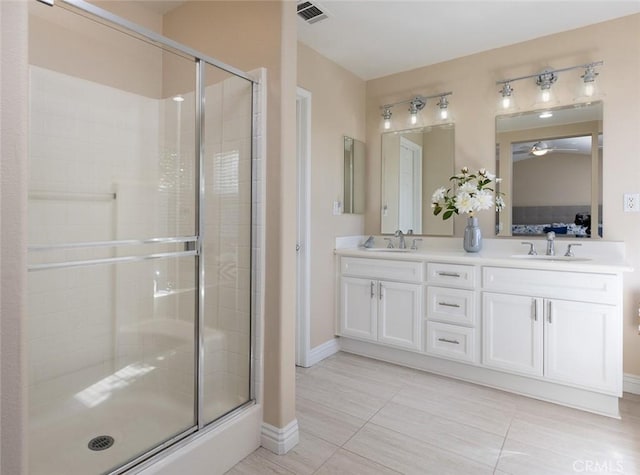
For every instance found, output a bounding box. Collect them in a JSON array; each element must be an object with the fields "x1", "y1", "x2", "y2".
[
  {"x1": 407, "y1": 98, "x2": 425, "y2": 126},
  {"x1": 436, "y1": 95, "x2": 450, "y2": 121},
  {"x1": 536, "y1": 71, "x2": 557, "y2": 105},
  {"x1": 584, "y1": 82, "x2": 595, "y2": 97},
  {"x1": 381, "y1": 107, "x2": 392, "y2": 130},
  {"x1": 541, "y1": 90, "x2": 551, "y2": 103},
  {"x1": 172, "y1": 95, "x2": 185, "y2": 102},
  {"x1": 580, "y1": 65, "x2": 599, "y2": 99},
  {"x1": 499, "y1": 83, "x2": 514, "y2": 110}
]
